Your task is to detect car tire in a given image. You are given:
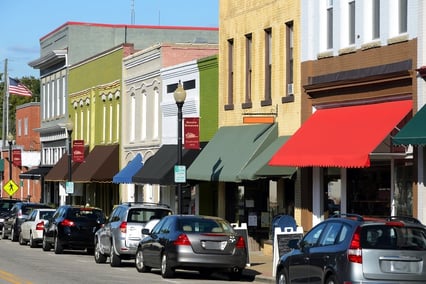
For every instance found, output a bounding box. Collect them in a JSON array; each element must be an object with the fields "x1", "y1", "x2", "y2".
[
  {"x1": 54, "y1": 236, "x2": 63, "y2": 254},
  {"x1": 94, "y1": 240, "x2": 107, "y2": 263},
  {"x1": 42, "y1": 235, "x2": 51, "y2": 251},
  {"x1": 29, "y1": 232, "x2": 37, "y2": 248},
  {"x1": 109, "y1": 242, "x2": 121, "y2": 267},
  {"x1": 0, "y1": 227, "x2": 7, "y2": 240},
  {"x1": 11, "y1": 227, "x2": 18, "y2": 242},
  {"x1": 229, "y1": 268, "x2": 243, "y2": 281},
  {"x1": 18, "y1": 232, "x2": 26, "y2": 245},
  {"x1": 325, "y1": 275, "x2": 337, "y2": 284},
  {"x1": 135, "y1": 247, "x2": 150, "y2": 273},
  {"x1": 276, "y1": 268, "x2": 289, "y2": 284},
  {"x1": 161, "y1": 253, "x2": 174, "y2": 278}
]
